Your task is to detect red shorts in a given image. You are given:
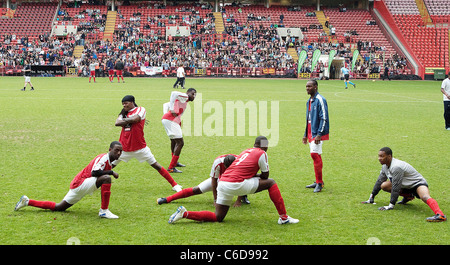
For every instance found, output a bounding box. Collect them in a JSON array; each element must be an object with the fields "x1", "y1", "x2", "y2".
[
  {"x1": 108, "y1": 70, "x2": 115, "y2": 76},
  {"x1": 116, "y1": 70, "x2": 123, "y2": 76},
  {"x1": 90, "y1": 70, "x2": 95, "y2": 76}
]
